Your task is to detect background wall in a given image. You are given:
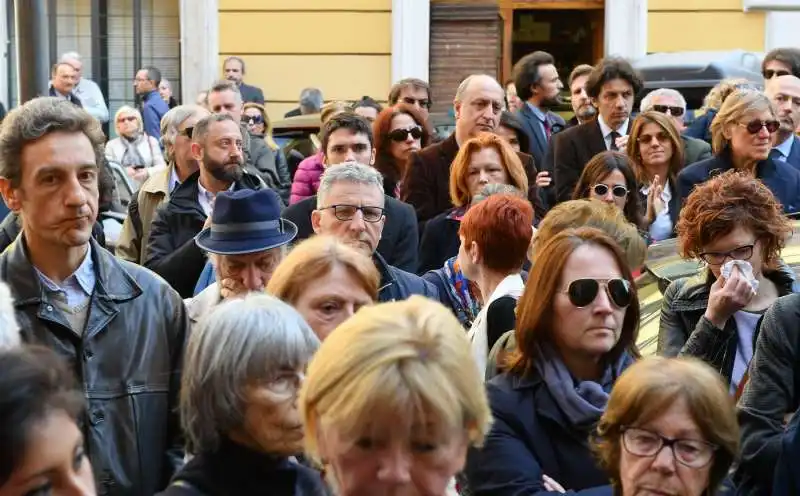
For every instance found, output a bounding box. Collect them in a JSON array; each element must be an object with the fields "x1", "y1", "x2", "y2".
[{"x1": 218, "y1": 0, "x2": 393, "y2": 120}]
